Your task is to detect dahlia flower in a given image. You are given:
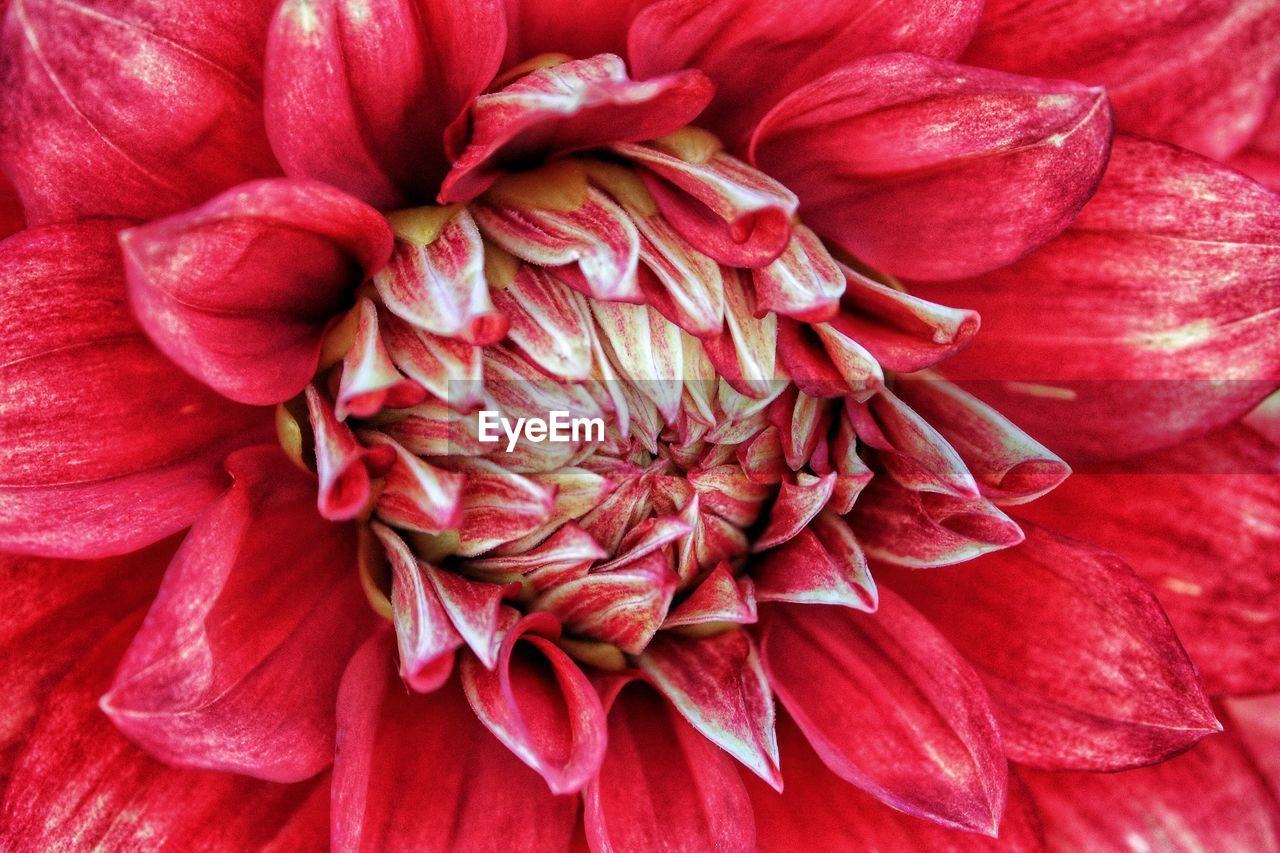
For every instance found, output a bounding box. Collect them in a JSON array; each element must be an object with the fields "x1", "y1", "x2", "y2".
[{"x1": 2, "y1": 0, "x2": 1279, "y2": 849}]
